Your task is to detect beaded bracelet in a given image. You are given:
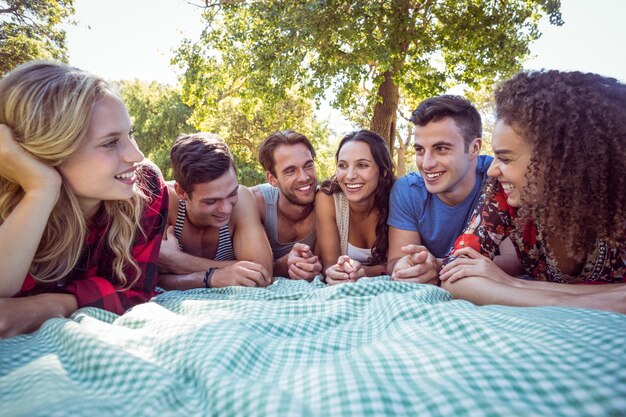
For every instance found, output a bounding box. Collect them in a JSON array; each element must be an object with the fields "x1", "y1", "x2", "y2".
[{"x1": 204, "y1": 268, "x2": 216, "y2": 288}]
